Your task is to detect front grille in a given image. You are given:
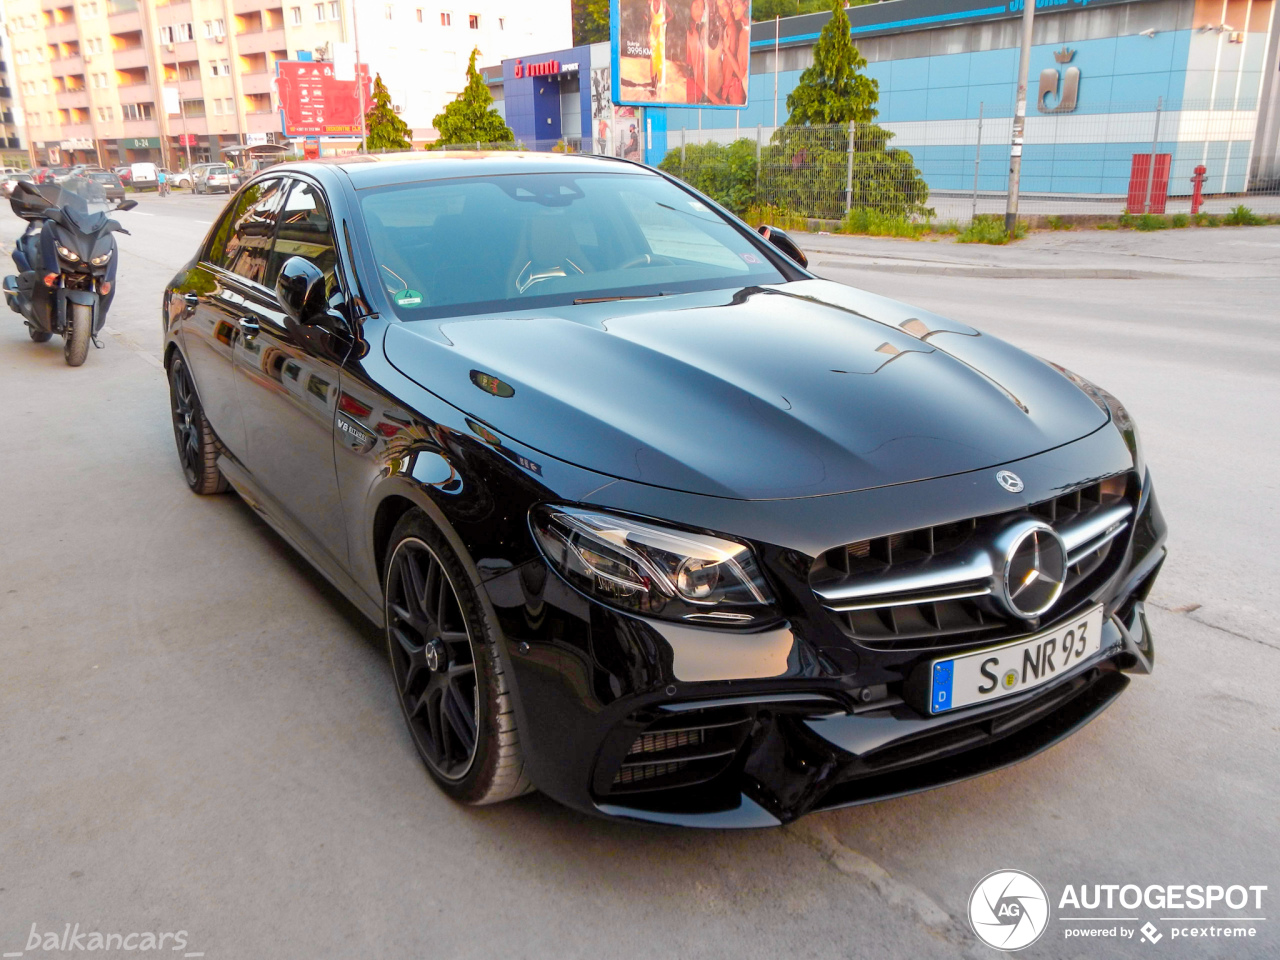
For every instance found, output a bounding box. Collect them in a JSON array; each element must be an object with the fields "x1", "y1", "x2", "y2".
[
  {"x1": 810, "y1": 475, "x2": 1134, "y2": 653},
  {"x1": 606, "y1": 709, "x2": 751, "y2": 796}
]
